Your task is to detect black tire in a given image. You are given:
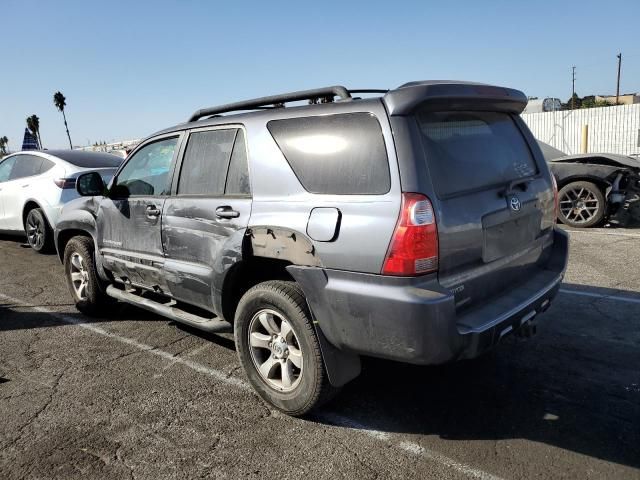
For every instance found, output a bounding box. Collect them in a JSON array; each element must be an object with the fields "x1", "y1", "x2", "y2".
[
  {"x1": 24, "y1": 208, "x2": 53, "y2": 253},
  {"x1": 234, "y1": 280, "x2": 339, "y2": 416},
  {"x1": 557, "y1": 181, "x2": 606, "y2": 228},
  {"x1": 63, "y1": 236, "x2": 114, "y2": 316}
]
